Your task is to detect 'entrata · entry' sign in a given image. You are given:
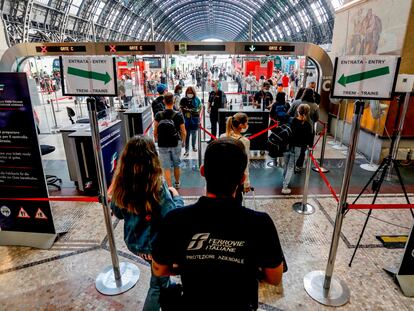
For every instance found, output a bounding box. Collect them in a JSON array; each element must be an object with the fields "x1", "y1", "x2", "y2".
[
  {"x1": 331, "y1": 55, "x2": 400, "y2": 100},
  {"x1": 60, "y1": 56, "x2": 117, "y2": 96}
]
